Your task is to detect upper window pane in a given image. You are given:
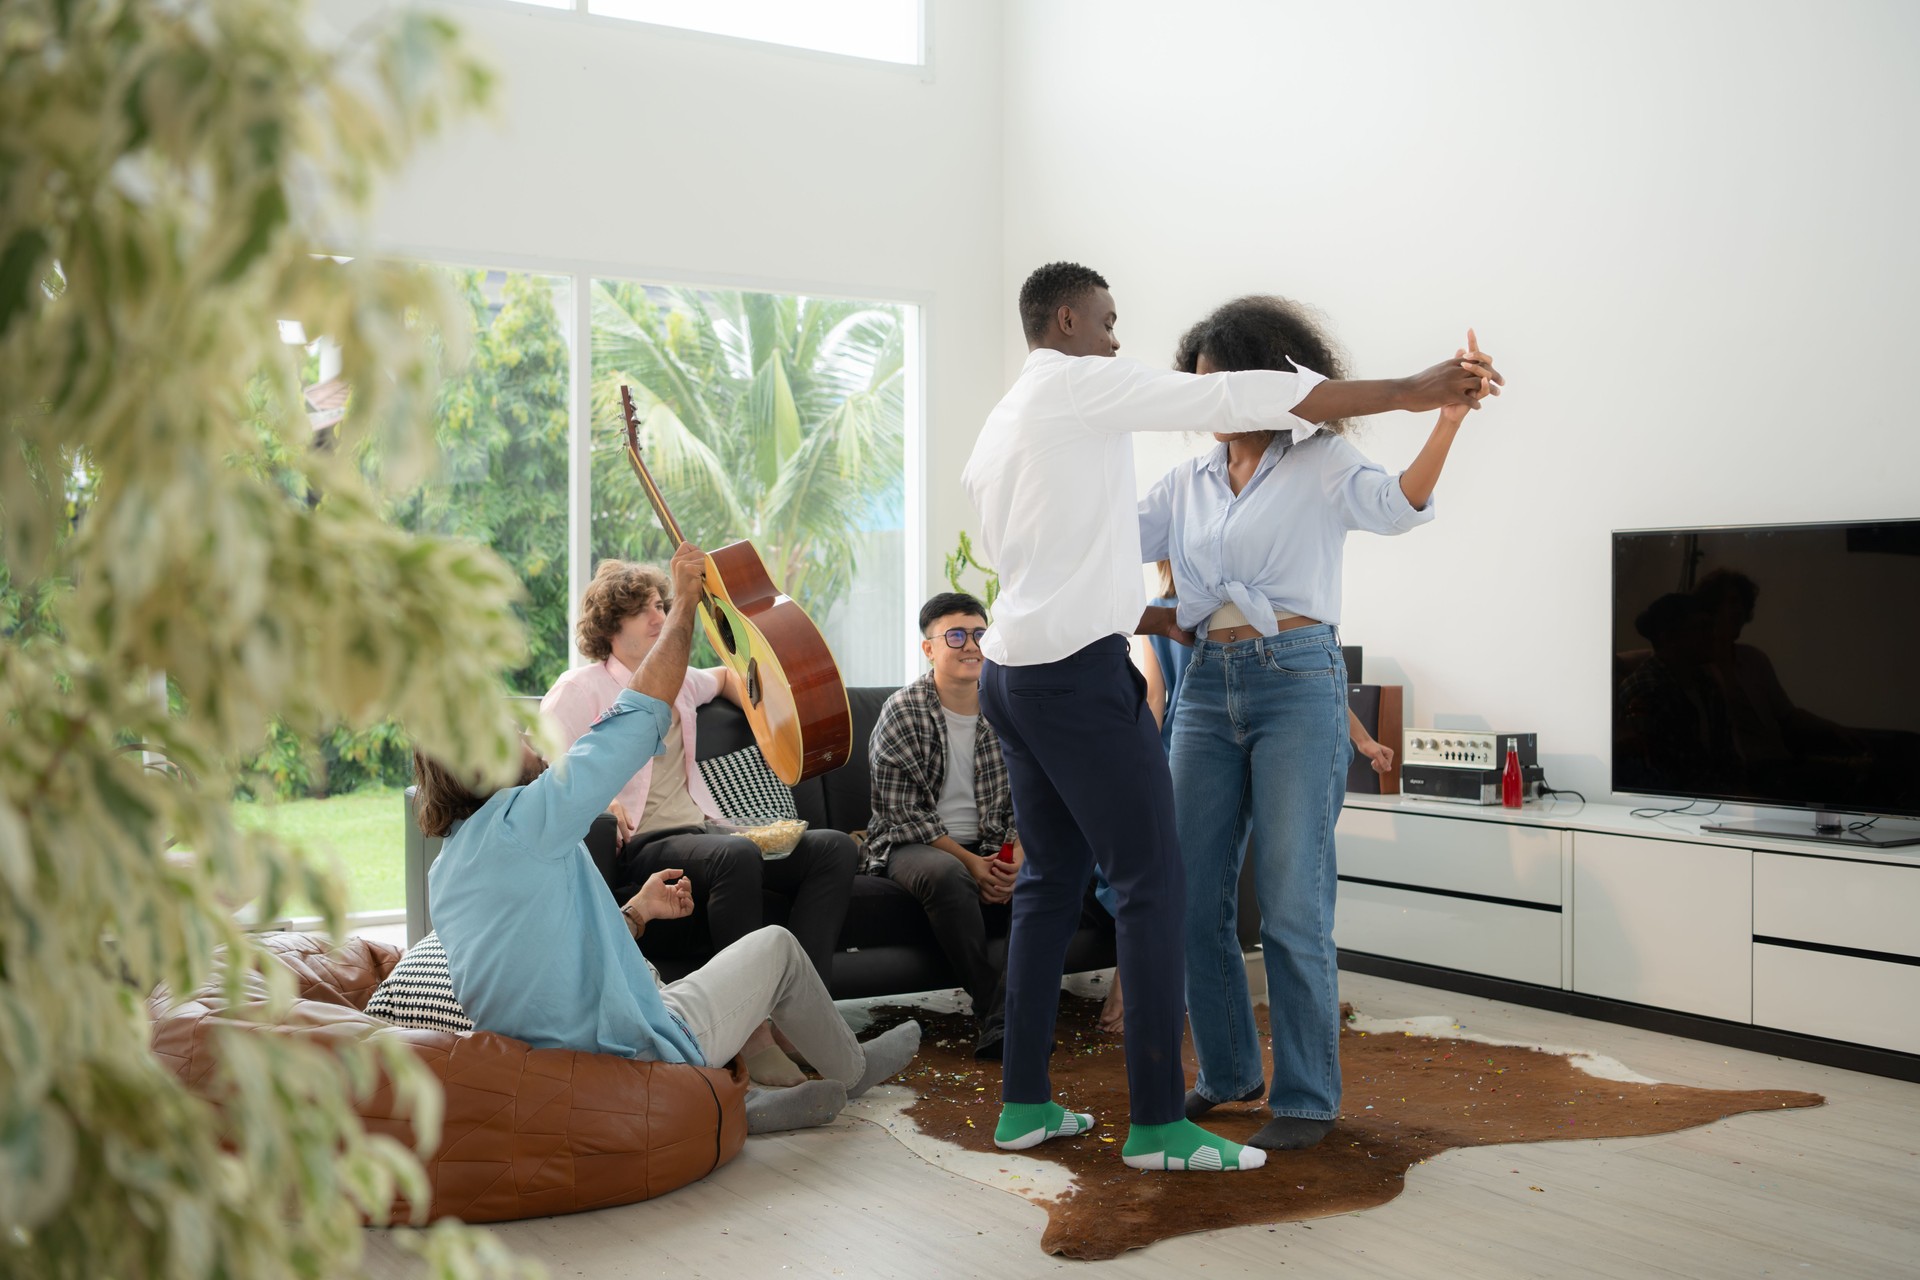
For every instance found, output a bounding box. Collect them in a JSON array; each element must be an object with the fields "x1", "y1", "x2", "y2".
[
  {"x1": 590, "y1": 0, "x2": 922, "y2": 64},
  {"x1": 590, "y1": 282, "x2": 909, "y2": 688}
]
